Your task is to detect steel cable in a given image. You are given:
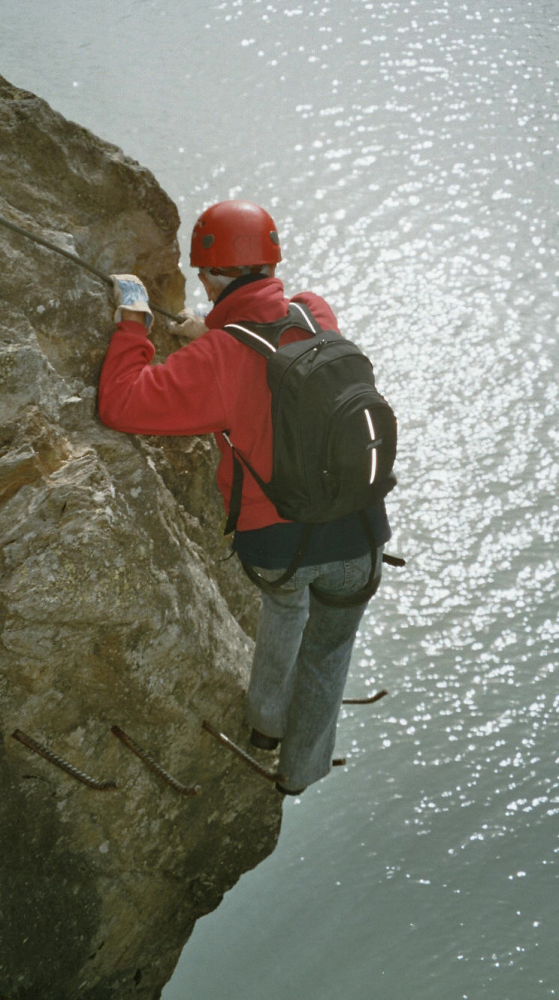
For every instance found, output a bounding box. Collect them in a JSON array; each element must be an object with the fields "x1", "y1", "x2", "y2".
[{"x1": 0, "y1": 212, "x2": 183, "y2": 323}]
